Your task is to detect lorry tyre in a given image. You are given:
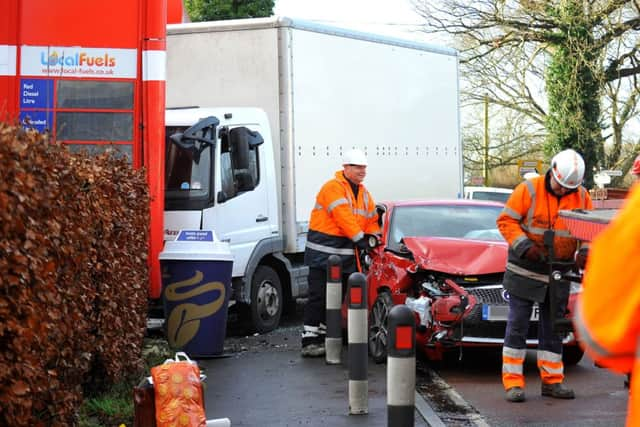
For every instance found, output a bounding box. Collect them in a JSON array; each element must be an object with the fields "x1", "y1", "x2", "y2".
[
  {"x1": 368, "y1": 291, "x2": 393, "y2": 364},
  {"x1": 562, "y1": 345, "x2": 584, "y2": 366},
  {"x1": 250, "y1": 266, "x2": 282, "y2": 333}
]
